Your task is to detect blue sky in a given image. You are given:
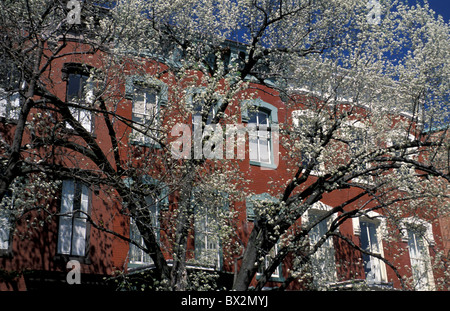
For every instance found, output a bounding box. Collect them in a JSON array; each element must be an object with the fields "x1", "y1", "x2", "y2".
[{"x1": 416, "y1": 0, "x2": 450, "y2": 22}]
